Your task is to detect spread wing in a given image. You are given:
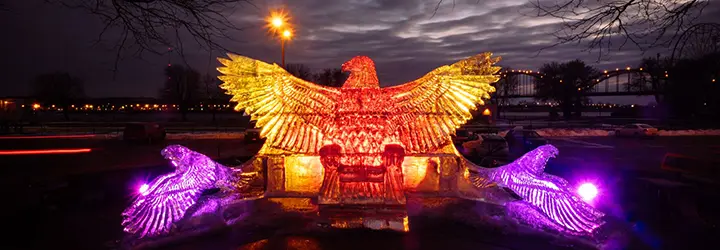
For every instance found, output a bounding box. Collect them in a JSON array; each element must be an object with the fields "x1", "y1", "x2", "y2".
[
  {"x1": 122, "y1": 145, "x2": 227, "y2": 238},
  {"x1": 485, "y1": 145, "x2": 605, "y2": 233},
  {"x1": 385, "y1": 53, "x2": 500, "y2": 153},
  {"x1": 218, "y1": 54, "x2": 340, "y2": 154}
]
